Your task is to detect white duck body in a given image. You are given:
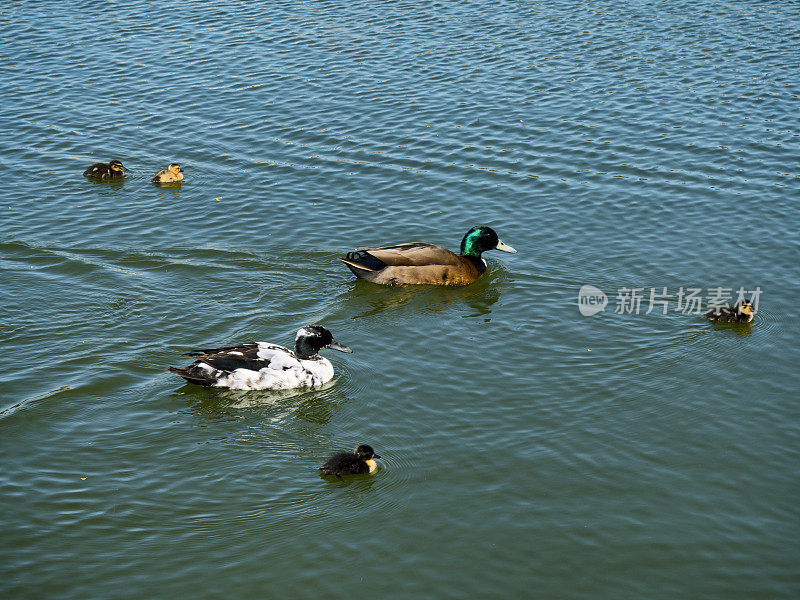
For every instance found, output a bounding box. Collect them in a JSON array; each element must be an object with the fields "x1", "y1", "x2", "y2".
[
  {"x1": 169, "y1": 326, "x2": 351, "y2": 391},
  {"x1": 196, "y1": 343, "x2": 334, "y2": 390}
]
